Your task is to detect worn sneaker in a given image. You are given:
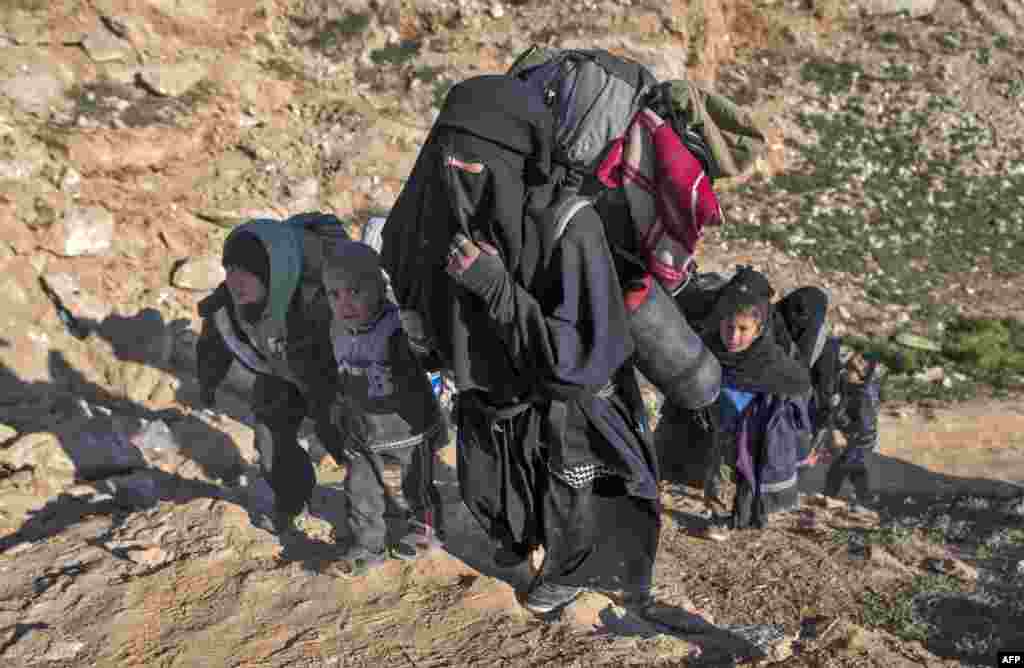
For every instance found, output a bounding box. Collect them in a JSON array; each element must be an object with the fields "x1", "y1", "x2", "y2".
[
  {"x1": 848, "y1": 494, "x2": 875, "y2": 515},
  {"x1": 393, "y1": 518, "x2": 444, "y2": 561},
  {"x1": 408, "y1": 517, "x2": 444, "y2": 548},
  {"x1": 523, "y1": 582, "x2": 583, "y2": 615},
  {"x1": 334, "y1": 546, "x2": 388, "y2": 578},
  {"x1": 699, "y1": 510, "x2": 731, "y2": 542},
  {"x1": 254, "y1": 507, "x2": 305, "y2": 537}
]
